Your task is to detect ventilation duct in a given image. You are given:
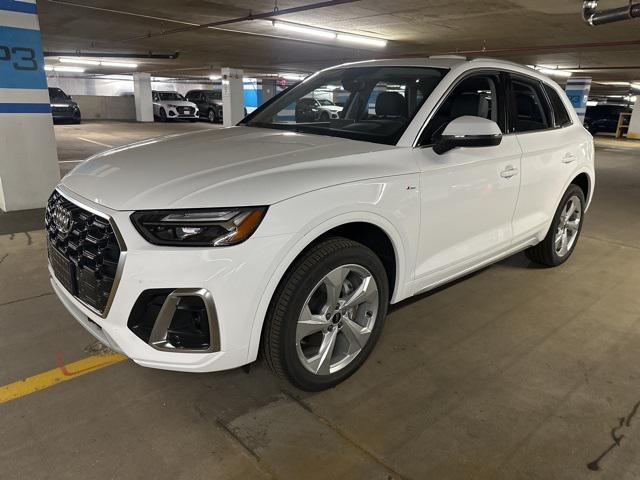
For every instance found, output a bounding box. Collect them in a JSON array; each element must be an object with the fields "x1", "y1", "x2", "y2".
[{"x1": 583, "y1": 0, "x2": 640, "y2": 25}]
